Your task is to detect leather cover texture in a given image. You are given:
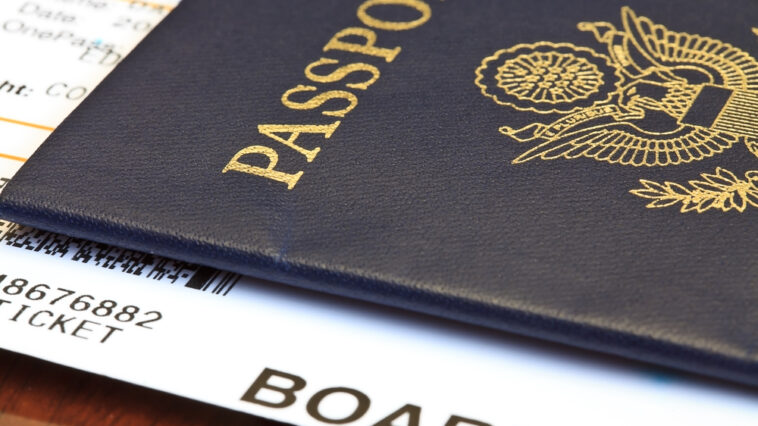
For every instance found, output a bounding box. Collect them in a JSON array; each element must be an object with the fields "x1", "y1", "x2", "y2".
[{"x1": 2, "y1": 0, "x2": 758, "y2": 385}]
